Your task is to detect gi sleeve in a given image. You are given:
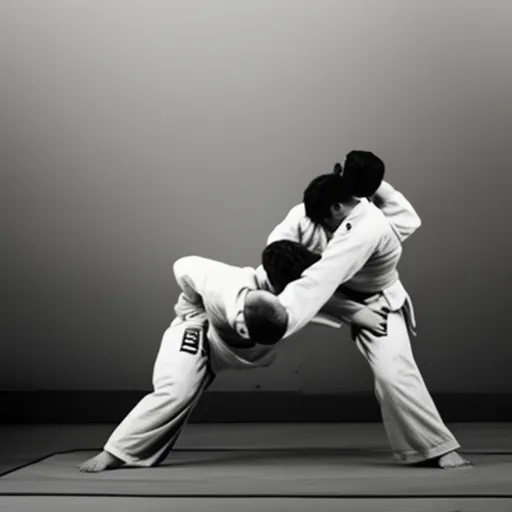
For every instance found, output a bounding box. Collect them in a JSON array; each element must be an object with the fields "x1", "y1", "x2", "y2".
[
  {"x1": 173, "y1": 256, "x2": 219, "y2": 317},
  {"x1": 266, "y1": 204, "x2": 305, "y2": 244},
  {"x1": 372, "y1": 181, "x2": 422, "y2": 242},
  {"x1": 255, "y1": 263, "x2": 353, "y2": 330},
  {"x1": 278, "y1": 217, "x2": 379, "y2": 337},
  {"x1": 173, "y1": 256, "x2": 208, "y2": 303}
]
